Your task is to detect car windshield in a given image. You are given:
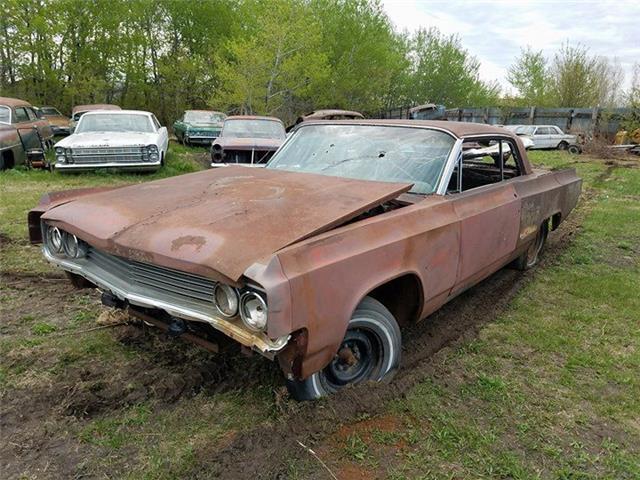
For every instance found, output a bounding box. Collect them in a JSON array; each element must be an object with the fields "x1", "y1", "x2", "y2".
[
  {"x1": 76, "y1": 113, "x2": 154, "y2": 133},
  {"x1": 41, "y1": 107, "x2": 61, "y2": 116},
  {"x1": 222, "y1": 119, "x2": 285, "y2": 139},
  {"x1": 184, "y1": 111, "x2": 225, "y2": 124},
  {"x1": 0, "y1": 106, "x2": 10, "y2": 124},
  {"x1": 515, "y1": 126, "x2": 536, "y2": 135},
  {"x1": 267, "y1": 125, "x2": 455, "y2": 195}
]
